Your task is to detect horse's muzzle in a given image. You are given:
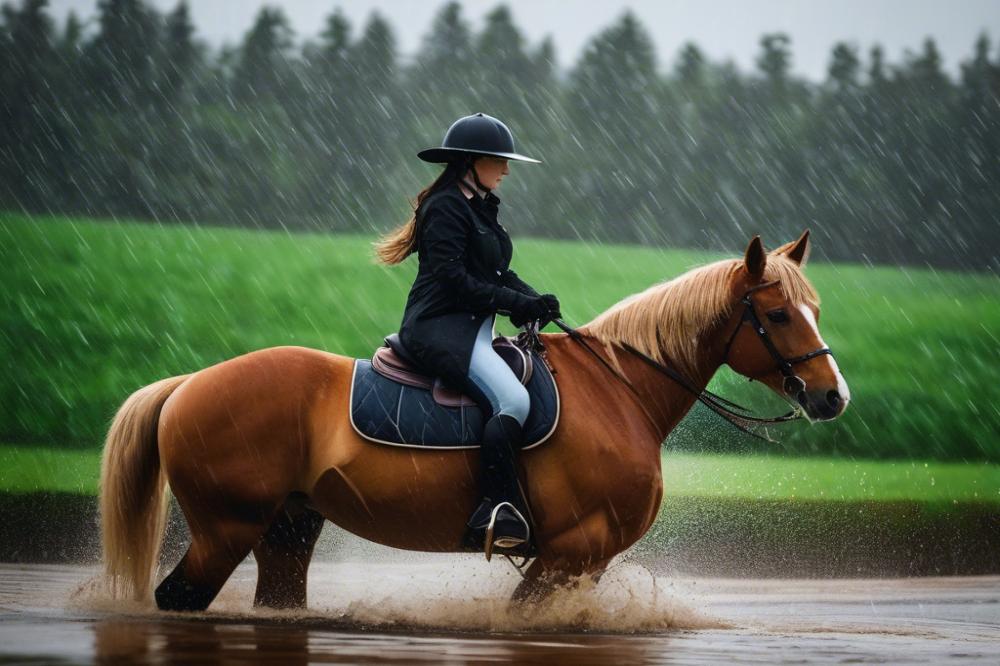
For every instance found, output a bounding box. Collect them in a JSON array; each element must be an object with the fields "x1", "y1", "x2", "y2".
[{"x1": 799, "y1": 387, "x2": 847, "y2": 421}]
